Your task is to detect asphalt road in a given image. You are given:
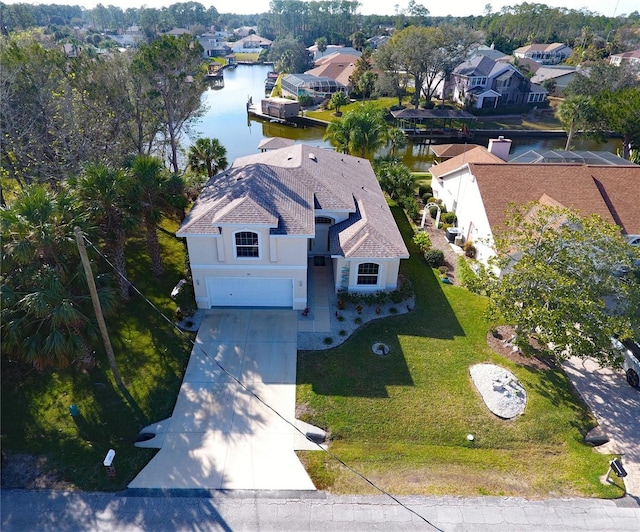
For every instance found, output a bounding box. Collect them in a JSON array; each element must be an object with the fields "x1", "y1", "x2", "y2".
[{"x1": 2, "y1": 489, "x2": 639, "y2": 531}]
